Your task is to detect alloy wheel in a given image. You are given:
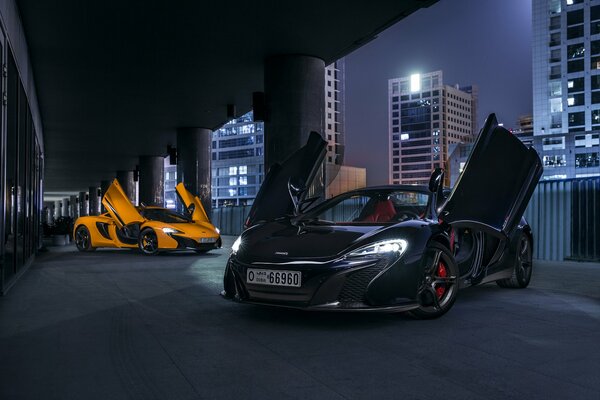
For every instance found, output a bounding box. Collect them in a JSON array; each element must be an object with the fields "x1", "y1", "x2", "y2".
[
  {"x1": 140, "y1": 230, "x2": 158, "y2": 254},
  {"x1": 516, "y1": 236, "x2": 532, "y2": 286}
]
